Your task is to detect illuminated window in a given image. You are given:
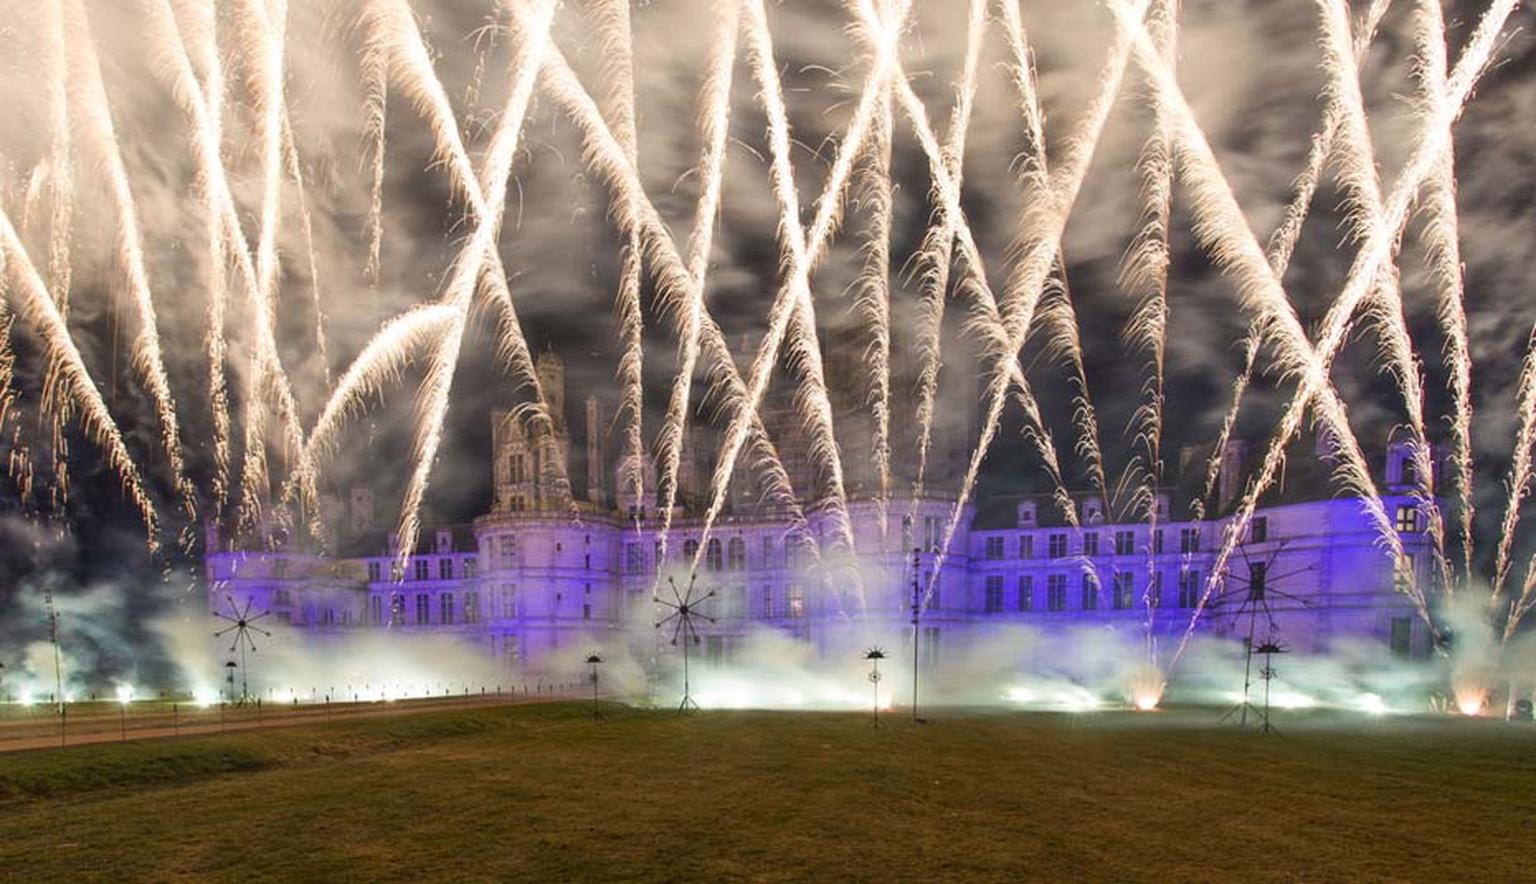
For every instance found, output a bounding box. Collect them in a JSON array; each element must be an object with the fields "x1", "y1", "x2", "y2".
[
  {"x1": 984, "y1": 575, "x2": 1004, "y2": 612},
  {"x1": 1178, "y1": 570, "x2": 1200, "y2": 608},
  {"x1": 1047, "y1": 575, "x2": 1067, "y2": 611},
  {"x1": 1180, "y1": 528, "x2": 1200, "y2": 554},
  {"x1": 1395, "y1": 505, "x2": 1419, "y2": 533},
  {"x1": 1115, "y1": 530, "x2": 1135, "y2": 556},
  {"x1": 1048, "y1": 533, "x2": 1068, "y2": 559},
  {"x1": 788, "y1": 584, "x2": 805, "y2": 619}
]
